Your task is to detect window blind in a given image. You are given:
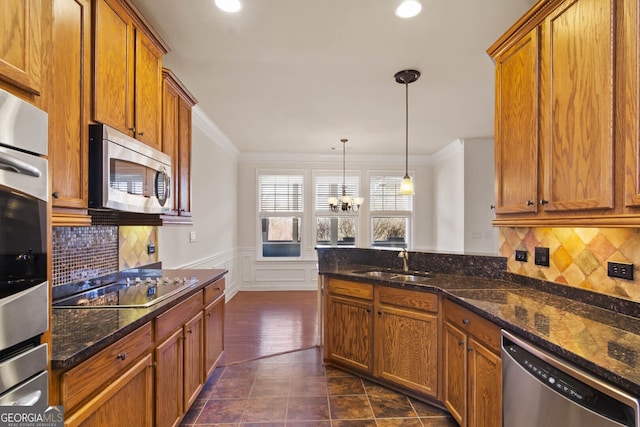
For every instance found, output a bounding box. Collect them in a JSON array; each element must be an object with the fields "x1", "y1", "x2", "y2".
[
  {"x1": 370, "y1": 175, "x2": 413, "y2": 211},
  {"x1": 259, "y1": 175, "x2": 303, "y2": 212},
  {"x1": 314, "y1": 174, "x2": 360, "y2": 211}
]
